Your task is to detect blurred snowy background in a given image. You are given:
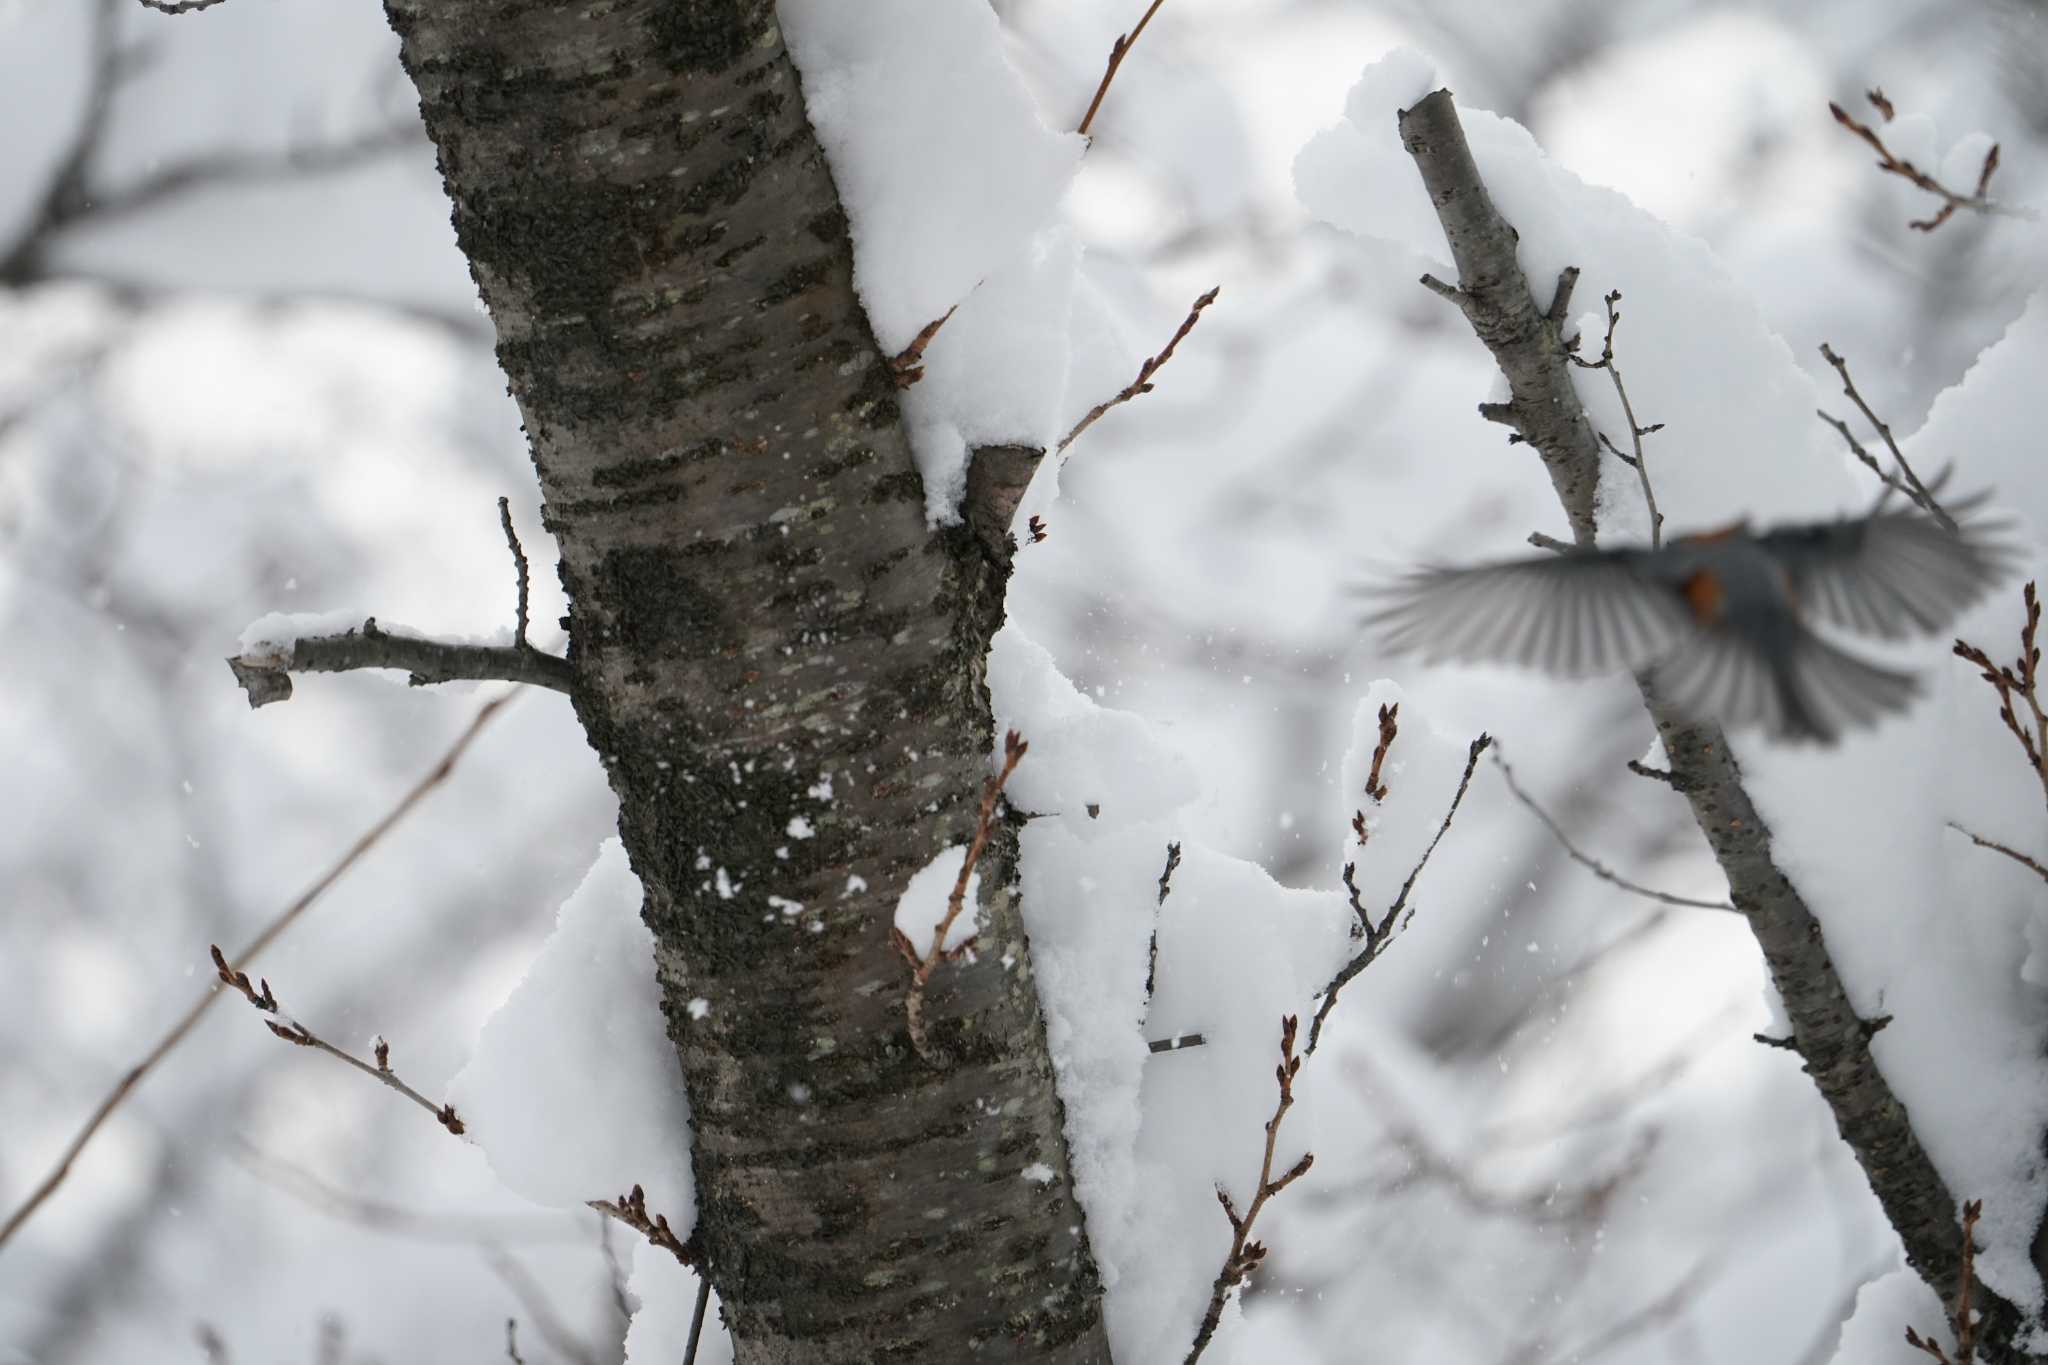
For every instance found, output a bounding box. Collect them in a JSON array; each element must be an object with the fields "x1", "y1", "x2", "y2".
[{"x1": 4, "y1": 1, "x2": 2046, "y2": 1362}]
